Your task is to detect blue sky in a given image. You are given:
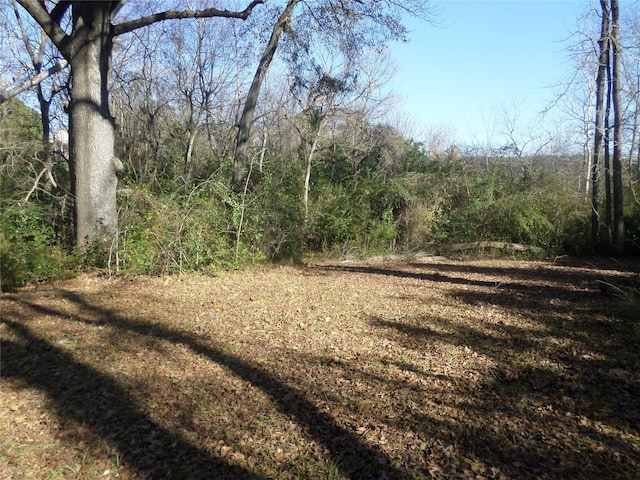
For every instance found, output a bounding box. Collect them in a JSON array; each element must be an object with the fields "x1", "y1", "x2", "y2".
[{"x1": 389, "y1": 0, "x2": 591, "y2": 146}]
